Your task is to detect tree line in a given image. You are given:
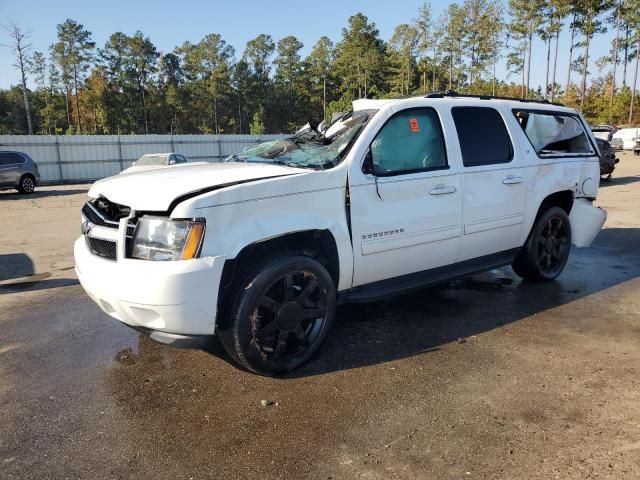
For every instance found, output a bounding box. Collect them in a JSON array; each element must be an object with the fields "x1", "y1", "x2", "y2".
[{"x1": 1, "y1": 0, "x2": 639, "y2": 136}]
